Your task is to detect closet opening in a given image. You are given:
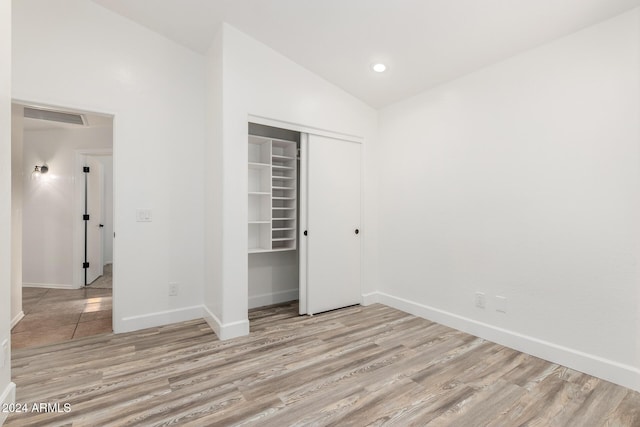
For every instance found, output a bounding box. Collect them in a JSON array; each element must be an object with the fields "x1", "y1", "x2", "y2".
[
  {"x1": 247, "y1": 120, "x2": 363, "y2": 322},
  {"x1": 248, "y1": 123, "x2": 301, "y2": 313}
]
